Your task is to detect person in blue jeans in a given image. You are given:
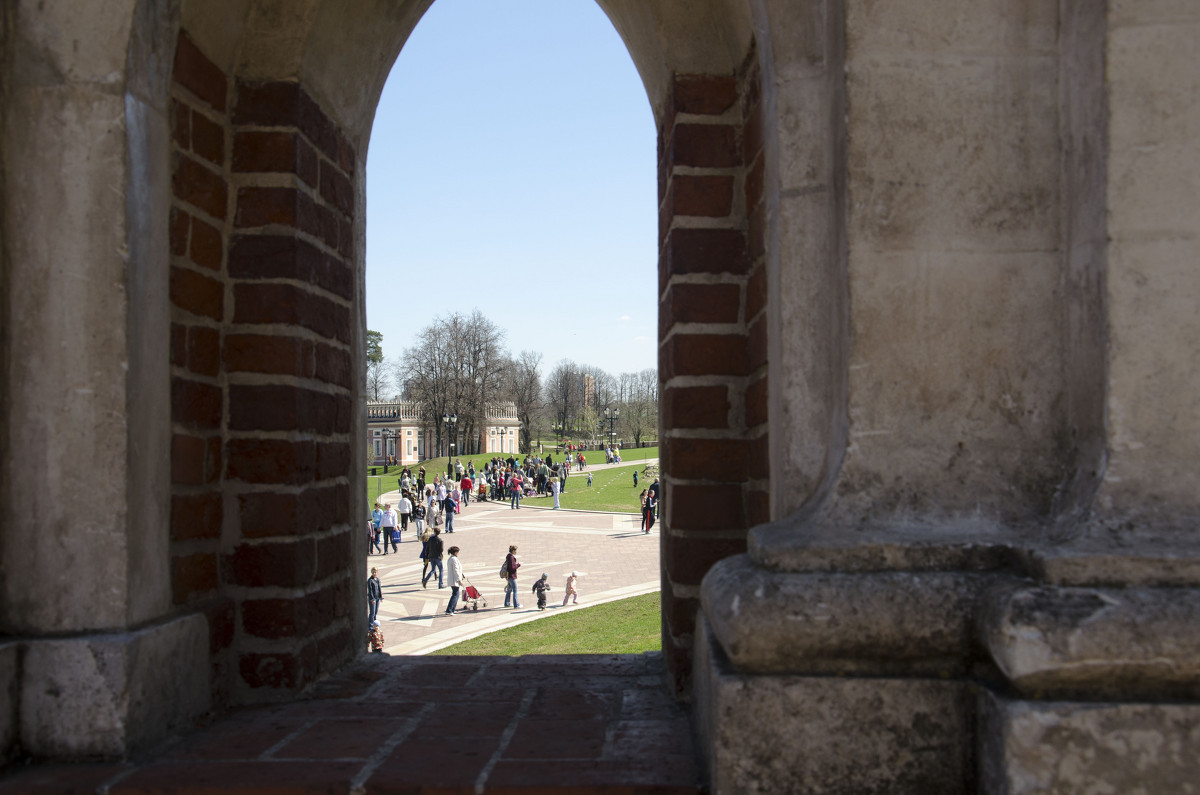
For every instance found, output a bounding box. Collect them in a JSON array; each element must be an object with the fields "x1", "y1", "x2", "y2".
[
  {"x1": 422, "y1": 527, "x2": 445, "y2": 589},
  {"x1": 502, "y1": 544, "x2": 522, "y2": 607},
  {"x1": 367, "y1": 567, "x2": 383, "y2": 623},
  {"x1": 510, "y1": 474, "x2": 522, "y2": 509},
  {"x1": 444, "y1": 546, "x2": 463, "y2": 614}
]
